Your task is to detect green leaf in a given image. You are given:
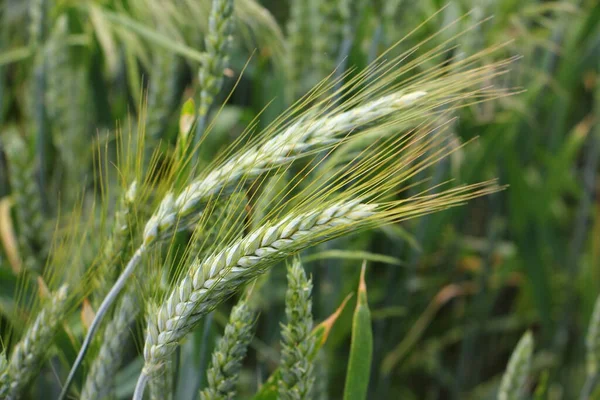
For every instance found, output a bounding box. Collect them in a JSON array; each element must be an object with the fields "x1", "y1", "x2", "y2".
[{"x1": 343, "y1": 262, "x2": 373, "y2": 400}]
